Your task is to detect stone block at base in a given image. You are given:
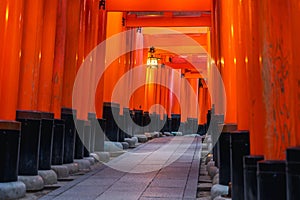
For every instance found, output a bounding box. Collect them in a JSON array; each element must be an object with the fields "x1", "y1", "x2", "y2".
[
  {"x1": 74, "y1": 159, "x2": 91, "y2": 171},
  {"x1": 18, "y1": 175, "x2": 44, "y2": 191},
  {"x1": 38, "y1": 170, "x2": 57, "y2": 185},
  {"x1": 94, "y1": 152, "x2": 110, "y2": 163},
  {"x1": 64, "y1": 163, "x2": 79, "y2": 174},
  {"x1": 51, "y1": 165, "x2": 69, "y2": 179},
  {"x1": 109, "y1": 150, "x2": 126, "y2": 157},
  {"x1": 84, "y1": 156, "x2": 96, "y2": 165},
  {"x1": 121, "y1": 142, "x2": 129, "y2": 149},
  {"x1": 90, "y1": 153, "x2": 100, "y2": 162},
  {"x1": 211, "y1": 184, "x2": 229, "y2": 200},
  {"x1": 0, "y1": 181, "x2": 26, "y2": 200},
  {"x1": 136, "y1": 135, "x2": 148, "y2": 143},
  {"x1": 124, "y1": 138, "x2": 136, "y2": 148}
]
